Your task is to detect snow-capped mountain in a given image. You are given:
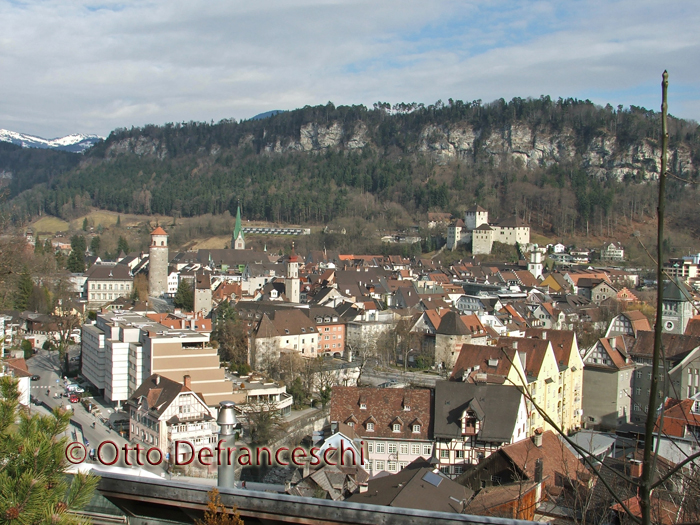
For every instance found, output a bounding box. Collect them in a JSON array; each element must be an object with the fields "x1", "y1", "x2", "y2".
[{"x1": 0, "y1": 129, "x2": 103, "y2": 153}]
